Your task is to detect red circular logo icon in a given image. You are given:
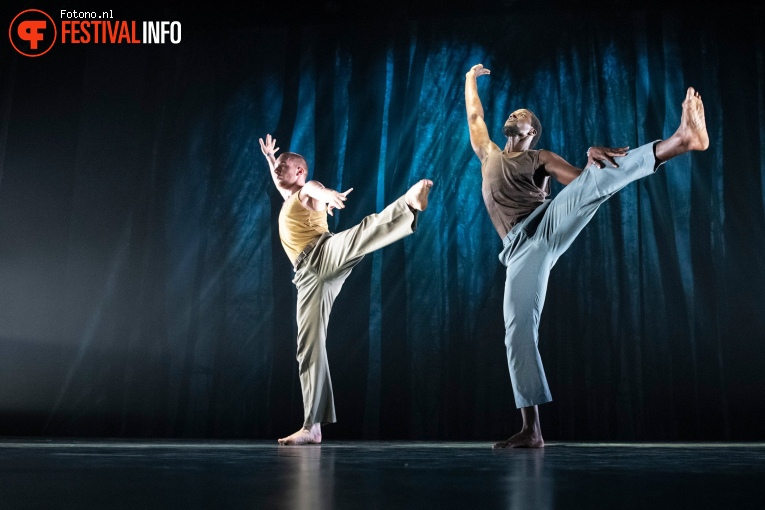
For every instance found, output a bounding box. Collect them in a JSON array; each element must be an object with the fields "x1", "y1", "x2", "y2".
[{"x1": 9, "y1": 9, "x2": 57, "y2": 57}]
